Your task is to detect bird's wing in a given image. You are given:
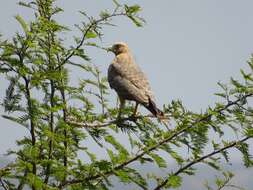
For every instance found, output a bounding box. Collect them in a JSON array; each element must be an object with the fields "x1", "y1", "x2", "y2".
[
  {"x1": 108, "y1": 72, "x2": 148, "y2": 103},
  {"x1": 108, "y1": 55, "x2": 154, "y2": 104}
]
